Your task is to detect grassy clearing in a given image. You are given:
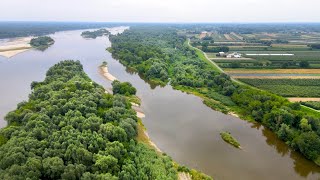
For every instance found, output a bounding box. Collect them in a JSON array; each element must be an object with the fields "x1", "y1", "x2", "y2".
[
  {"x1": 301, "y1": 101, "x2": 320, "y2": 110},
  {"x1": 220, "y1": 132, "x2": 241, "y2": 148},
  {"x1": 206, "y1": 53, "x2": 216, "y2": 58}
]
